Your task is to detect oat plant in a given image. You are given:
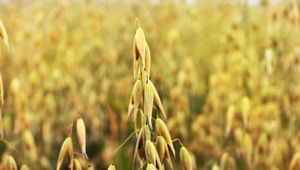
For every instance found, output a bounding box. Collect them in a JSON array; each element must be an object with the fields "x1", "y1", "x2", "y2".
[
  {"x1": 0, "y1": 18, "x2": 9, "y2": 139},
  {"x1": 109, "y1": 19, "x2": 193, "y2": 170},
  {"x1": 56, "y1": 117, "x2": 91, "y2": 170}
]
